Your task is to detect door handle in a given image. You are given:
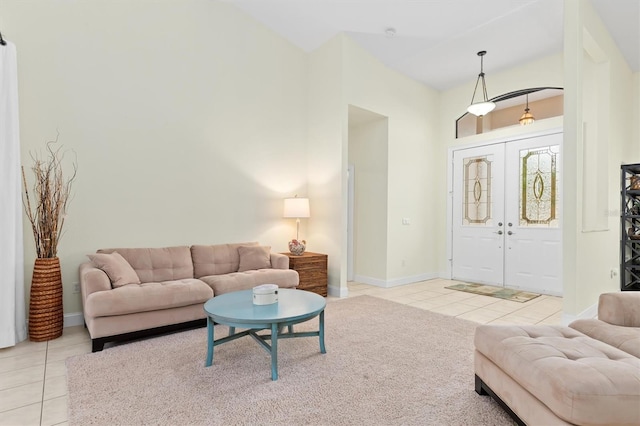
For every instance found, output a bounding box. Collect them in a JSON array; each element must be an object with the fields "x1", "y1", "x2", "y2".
[
  {"x1": 507, "y1": 231, "x2": 514, "y2": 235},
  {"x1": 495, "y1": 230, "x2": 503, "y2": 235}
]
